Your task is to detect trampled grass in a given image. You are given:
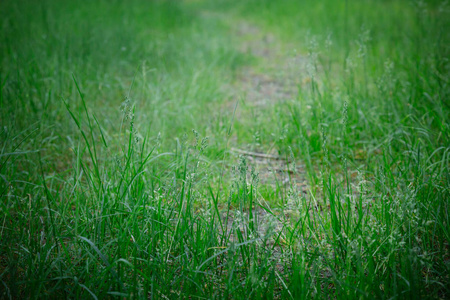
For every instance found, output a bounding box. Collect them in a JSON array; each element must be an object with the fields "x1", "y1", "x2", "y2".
[{"x1": 1, "y1": 0, "x2": 449, "y2": 299}]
